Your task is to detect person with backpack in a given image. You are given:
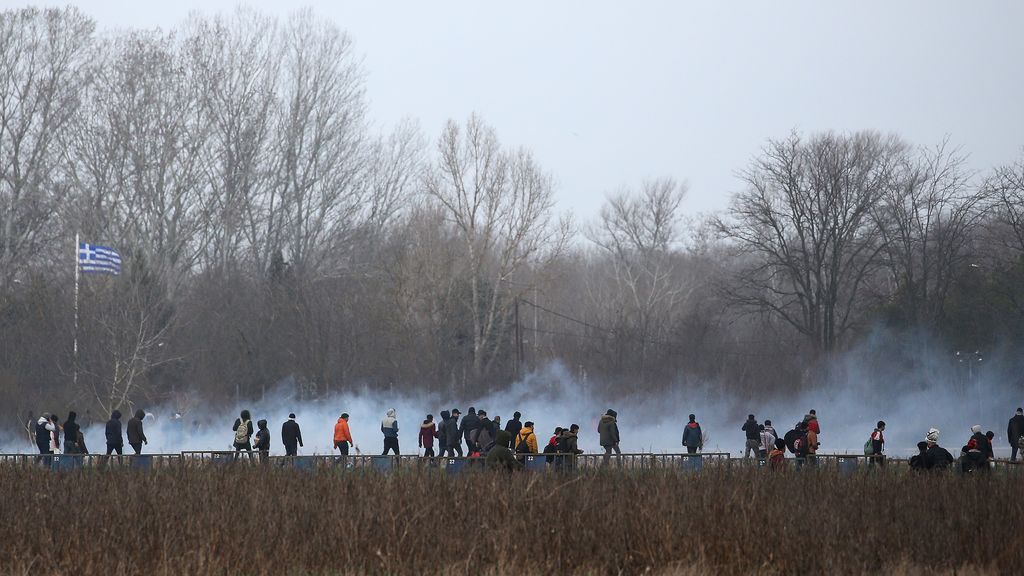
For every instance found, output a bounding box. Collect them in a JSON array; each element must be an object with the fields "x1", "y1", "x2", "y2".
[
  {"x1": 460, "y1": 407, "x2": 481, "y2": 453},
  {"x1": 127, "y1": 410, "x2": 148, "y2": 455},
  {"x1": 475, "y1": 411, "x2": 496, "y2": 456},
  {"x1": 556, "y1": 424, "x2": 584, "y2": 471},
  {"x1": 334, "y1": 413, "x2": 353, "y2": 455},
  {"x1": 598, "y1": 409, "x2": 621, "y2": 466},
  {"x1": 281, "y1": 413, "x2": 303, "y2": 457},
  {"x1": 783, "y1": 421, "x2": 809, "y2": 469},
  {"x1": 515, "y1": 421, "x2": 538, "y2": 455},
  {"x1": 445, "y1": 409, "x2": 463, "y2": 457},
  {"x1": 504, "y1": 411, "x2": 523, "y2": 449},
  {"x1": 769, "y1": 438, "x2": 787, "y2": 470},
  {"x1": 804, "y1": 410, "x2": 820, "y2": 435},
  {"x1": 964, "y1": 425, "x2": 990, "y2": 473},
  {"x1": 909, "y1": 441, "x2": 929, "y2": 471},
  {"x1": 867, "y1": 421, "x2": 885, "y2": 466},
  {"x1": 253, "y1": 419, "x2": 270, "y2": 463},
  {"x1": 381, "y1": 408, "x2": 400, "y2": 455},
  {"x1": 485, "y1": 430, "x2": 523, "y2": 472},
  {"x1": 233, "y1": 410, "x2": 254, "y2": 455},
  {"x1": 923, "y1": 428, "x2": 954, "y2": 470},
  {"x1": 681, "y1": 414, "x2": 702, "y2": 455},
  {"x1": 105, "y1": 410, "x2": 124, "y2": 456},
  {"x1": 419, "y1": 414, "x2": 437, "y2": 457},
  {"x1": 1008, "y1": 408, "x2": 1024, "y2": 461},
  {"x1": 741, "y1": 414, "x2": 760, "y2": 459},
  {"x1": 63, "y1": 411, "x2": 82, "y2": 455},
  {"x1": 543, "y1": 427, "x2": 563, "y2": 465}
]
